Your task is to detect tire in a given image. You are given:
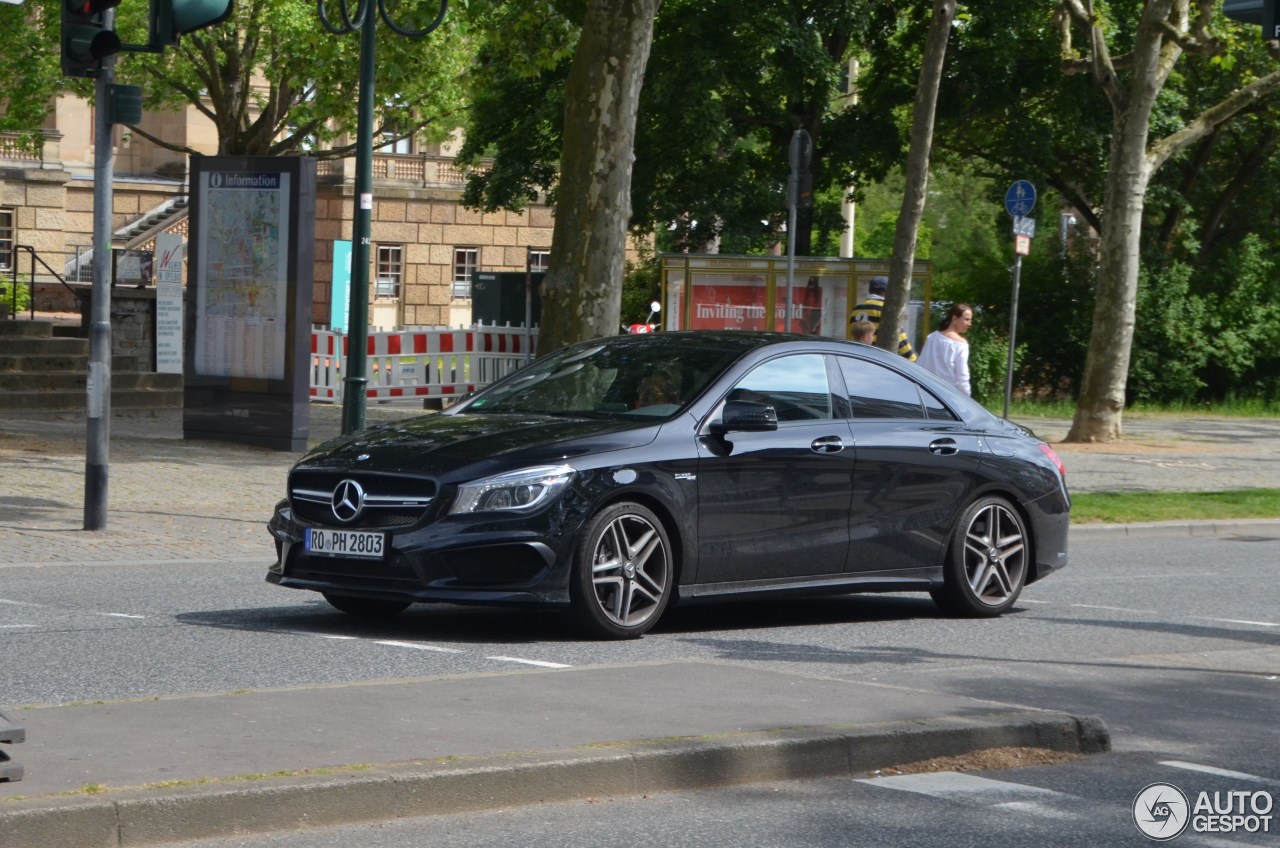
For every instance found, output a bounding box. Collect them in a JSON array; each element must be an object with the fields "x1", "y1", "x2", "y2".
[
  {"x1": 570, "y1": 502, "x2": 673, "y2": 639},
  {"x1": 322, "y1": 592, "x2": 411, "y2": 619},
  {"x1": 930, "y1": 495, "x2": 1028, "y2": 617}
]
